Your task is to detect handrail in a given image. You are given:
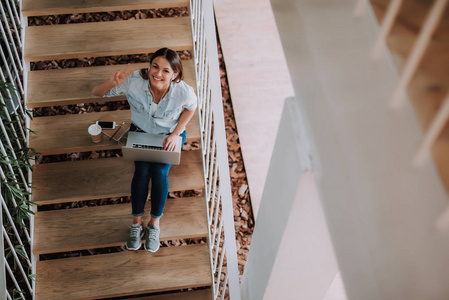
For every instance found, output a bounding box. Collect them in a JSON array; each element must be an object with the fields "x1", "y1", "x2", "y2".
[{"x1": 190, "y1": 0, "x2": 241, "y2": 298}]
